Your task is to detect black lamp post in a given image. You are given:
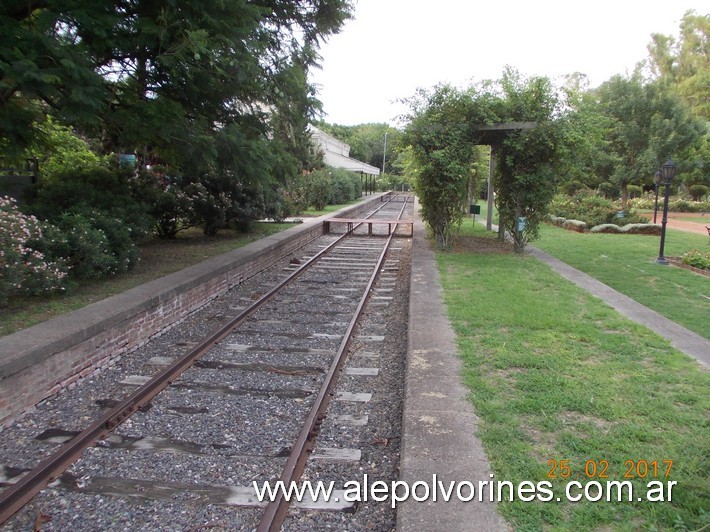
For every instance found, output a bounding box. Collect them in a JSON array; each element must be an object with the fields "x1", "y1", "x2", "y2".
[
  {"x1": 652, "y1": 170, "x2": 662, "y2": 224},
  {"x1": 656, "y1": 159, "x2": 677, "y2": 265}
]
